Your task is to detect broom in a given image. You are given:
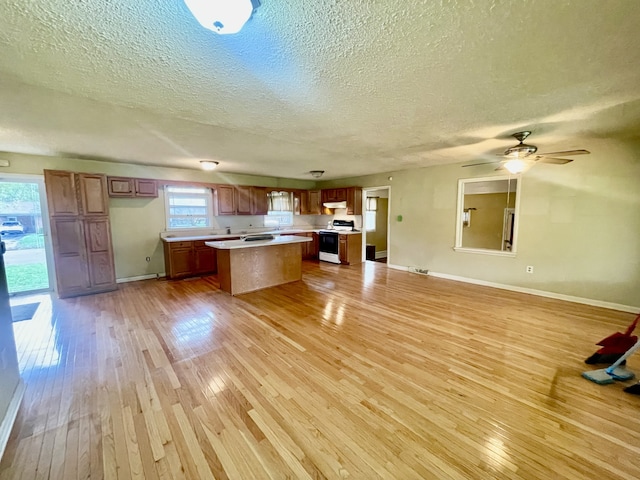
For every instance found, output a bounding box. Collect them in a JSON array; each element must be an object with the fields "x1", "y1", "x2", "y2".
[
  {"x1": 584, "y1": 314, "x2": 639, "y2": 364},
  {"x1": 582, "y1": 338, "x2": 640, "y2": 385}
]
